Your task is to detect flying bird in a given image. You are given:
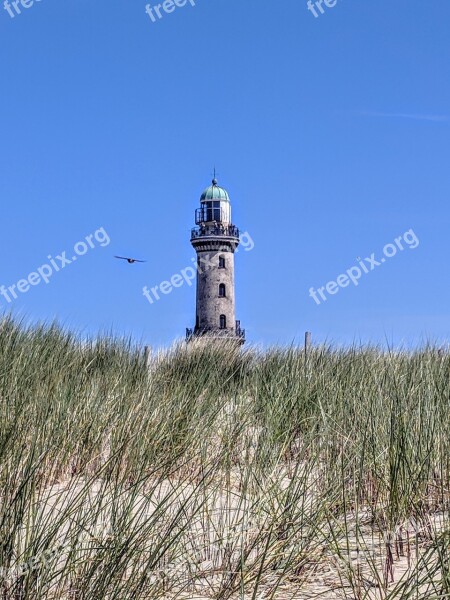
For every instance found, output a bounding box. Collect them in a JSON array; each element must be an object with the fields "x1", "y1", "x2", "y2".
[{"x1": 114, "y1": 256, "x2": 147, "y2": 264}]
